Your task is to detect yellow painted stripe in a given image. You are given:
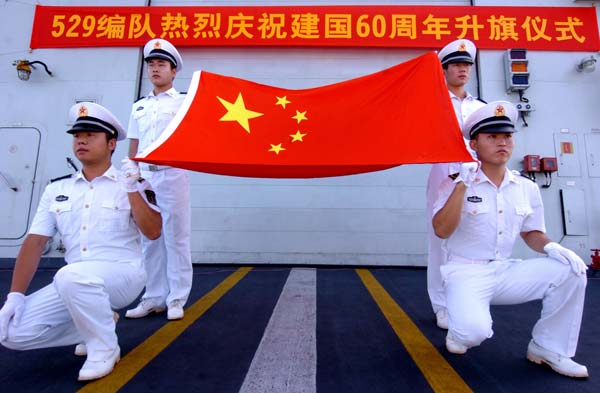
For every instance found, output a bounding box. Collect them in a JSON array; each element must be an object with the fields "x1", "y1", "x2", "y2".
[
  {"x1": 78, "y1": 266, "x2": 253, "y2": 393},
  {"x1": 356, "y1": 269, "x2": 472, "y2": 393}
]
